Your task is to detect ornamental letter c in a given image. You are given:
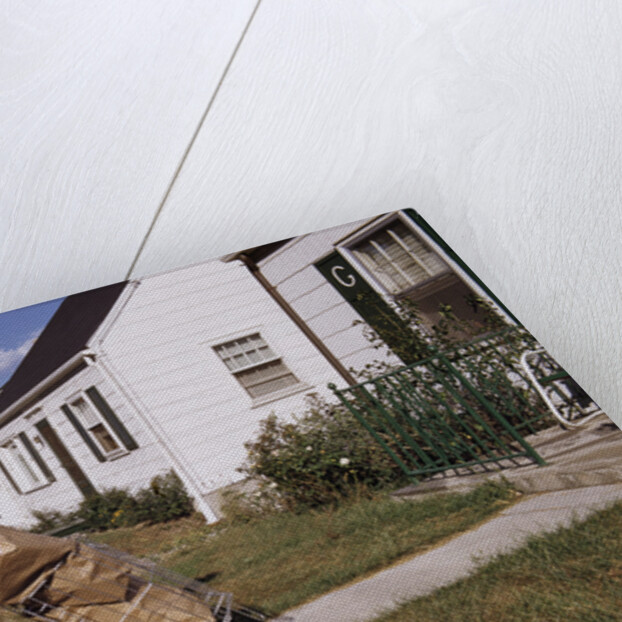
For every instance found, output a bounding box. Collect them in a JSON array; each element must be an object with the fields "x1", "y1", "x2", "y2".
[{"x1": 331, "y1": 265, "x2": 356, "y2": 288}]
